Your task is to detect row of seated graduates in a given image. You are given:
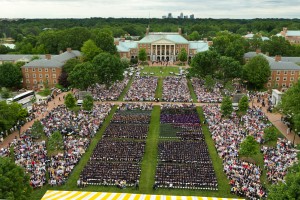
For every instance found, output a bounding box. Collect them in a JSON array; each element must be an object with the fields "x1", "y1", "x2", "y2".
[
  {"x1": 155, "y1": 105, "x2": 218, "y2": 190},
  {"x1": 80, "y1": 103, "x2": 153, "y2": 187}
]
